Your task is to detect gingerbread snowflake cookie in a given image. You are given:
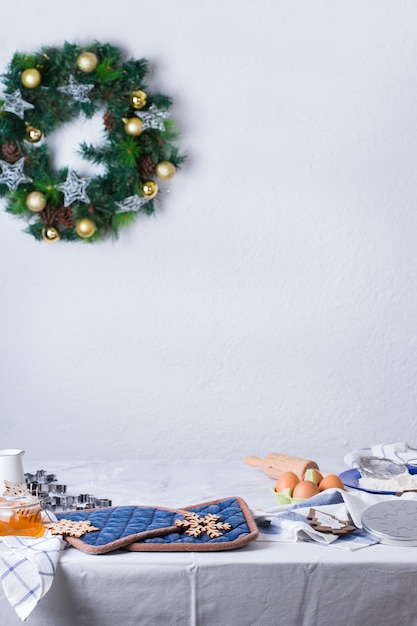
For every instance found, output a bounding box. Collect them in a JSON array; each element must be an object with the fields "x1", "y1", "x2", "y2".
[
  {"x1": 2, "y1": 480, "x2": 30, "y2": 497},
  {"x1": 307, "y1": 508, "x2": 356, "y2": 535},
  {"x1": 175, "y1": 512, "x2": 231, "y2": 538},
  {"x1": 49, "y1": 519, "x2": 99, "y2": 538}
]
